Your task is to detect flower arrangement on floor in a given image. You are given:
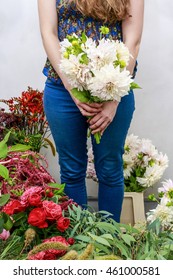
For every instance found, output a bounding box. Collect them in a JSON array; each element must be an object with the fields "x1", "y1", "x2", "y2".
[
  {"x1": 0, "y1": 133, "x2": 173, "y2": 260},
  {"x1": 87, "y1": 134, "x2": 169, "y2": 192},
  {"x1": 147, "y1": 179, "x2": 173, "y2": 231},
  {"x1": 0, "y1": 87, "x2": 55, "y2": 154},
  {"x1": 59, "y1": 26, "x2": 140, "y2": 144}
]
